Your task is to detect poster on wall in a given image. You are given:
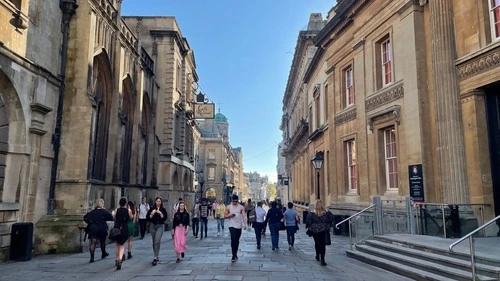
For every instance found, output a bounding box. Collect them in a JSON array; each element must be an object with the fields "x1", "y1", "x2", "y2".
[{"x1": 408, "y1": 164, "x2": 425, "y2": 202}]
